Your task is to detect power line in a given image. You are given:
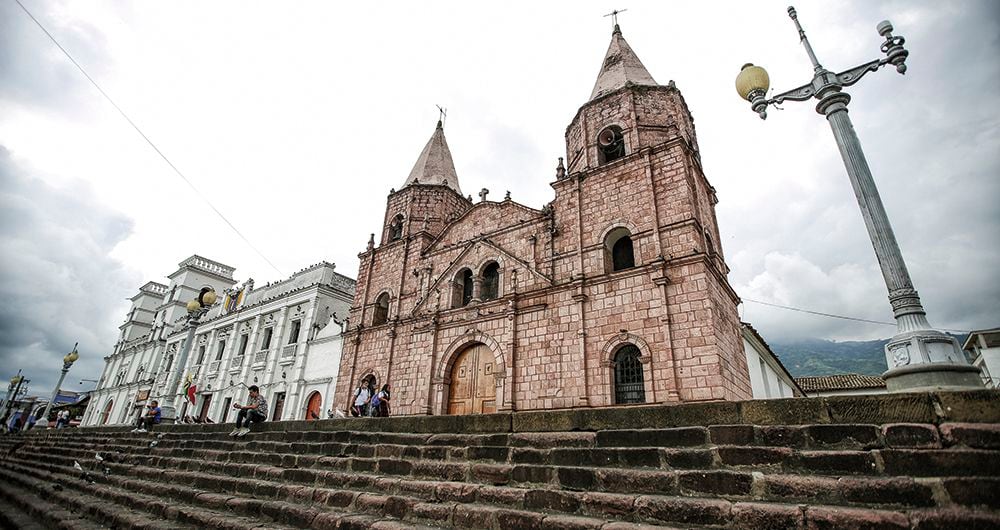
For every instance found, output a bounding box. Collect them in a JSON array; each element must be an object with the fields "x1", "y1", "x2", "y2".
[
  {"x1": 742, "y1": 297, "x2": 971, "y2": 334},
  {"x1": 14, "y1": 0, "x2": 284, "y2": 277}
]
